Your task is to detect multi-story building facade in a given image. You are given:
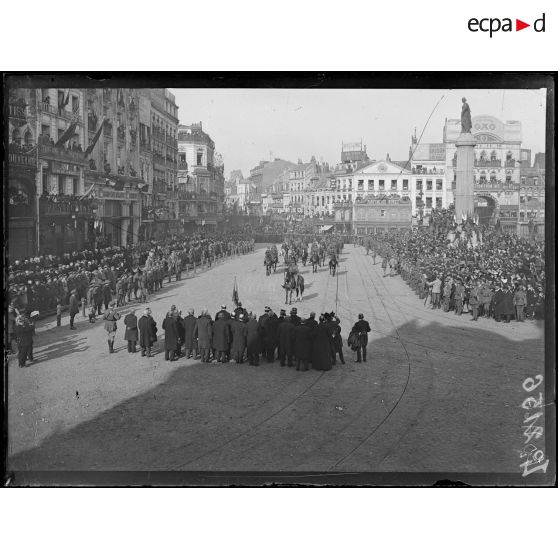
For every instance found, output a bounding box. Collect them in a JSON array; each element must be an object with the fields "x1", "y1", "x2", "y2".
[
  {"x1": 177, "y1": 122, "x2": 225, "y2": 231},
  {"x1": 352, "y1": 196, "x2": 412, "y2": 235},
  {"x1": 8, "y1": 87, "x2": 93, "y2": 259},
  {"x1": 83, "y1": 88, "x2": 146, "y2": 247},
  {"x1": 7, "y1": 87, "x2": 181, "y2": 259},
  {"x1": 518, "y1": 153, "x2": 545, "y2": 240},
  {"x1": 444, "y1": 114, "x2": 522, "y2": 232}
]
